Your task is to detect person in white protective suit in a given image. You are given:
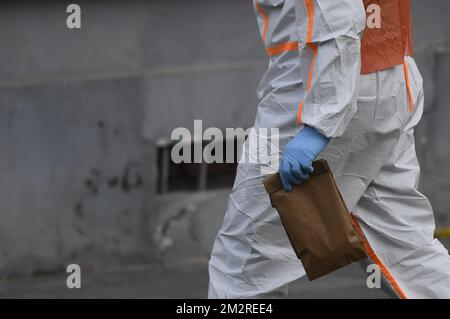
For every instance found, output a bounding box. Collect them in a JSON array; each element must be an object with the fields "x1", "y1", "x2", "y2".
[{"x1": 208, "y1": 0, "x2": 450, "y2": 299}]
